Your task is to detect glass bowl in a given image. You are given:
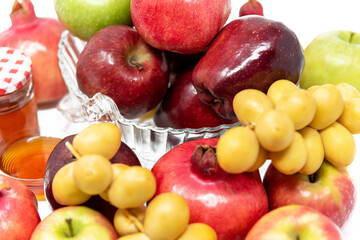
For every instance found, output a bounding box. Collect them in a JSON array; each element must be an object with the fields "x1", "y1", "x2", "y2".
[{"x1": 57, "y1": 30, "x2": 239, "y2": 169}]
